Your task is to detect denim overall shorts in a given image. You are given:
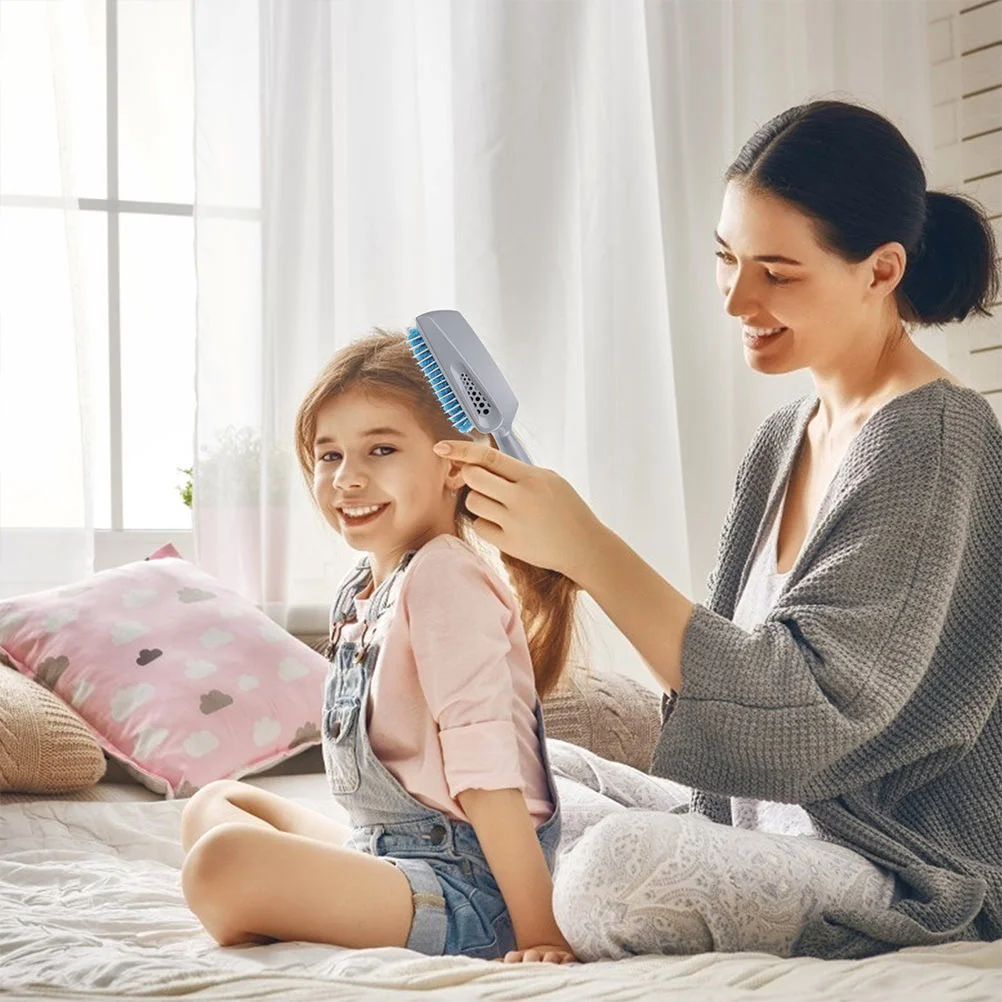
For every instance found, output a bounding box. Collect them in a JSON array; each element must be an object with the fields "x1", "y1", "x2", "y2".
[{"x1": 322, "y1": 550, "x2": 562, "y2": 959}]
